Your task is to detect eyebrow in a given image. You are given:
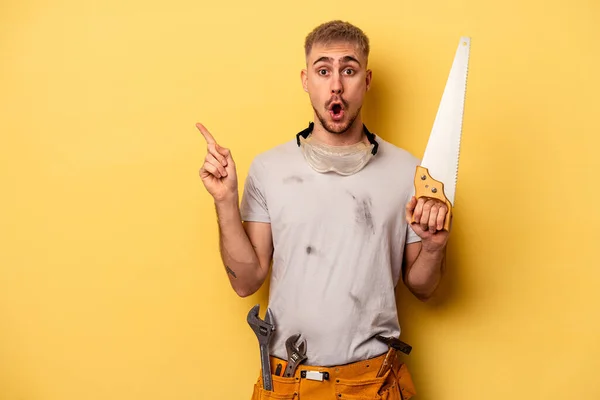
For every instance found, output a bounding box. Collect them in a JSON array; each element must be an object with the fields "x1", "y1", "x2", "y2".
[{"x1": 313, "y1": 55, "x2": 361, "y2": 67}]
